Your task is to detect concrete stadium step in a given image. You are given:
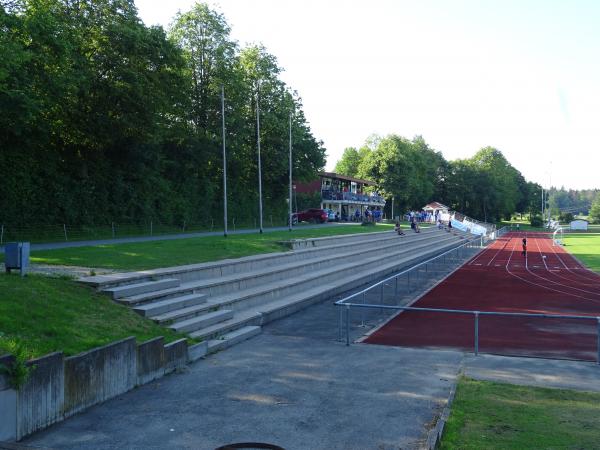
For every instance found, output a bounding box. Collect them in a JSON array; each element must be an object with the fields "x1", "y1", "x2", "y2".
[
  {"x1": 187, "y1": 236, "x2": 464, "y2": 336},
  {"x1": 117, "y1": 285, "x2": 199, "y2": 306},
  {"x1": 79, "y1": 229, "x2": 440, "y2": 290},
  {"x1": 155, "y1": 231, "x2": 457, "y2": 301},
  {"x1": 189, "y1": 238, "x2": 467, "y2": 341},
  {"x1": 133, "y1": 293, "x2": 207, "y2": 317},
  {"x1": 207, "y1": 326, "x2": 262, "y2": 354},
  {"x1": 286, "y1": 227, "x2": 438, "y2": 249},
  {"x1": 170, "y1": 309, "x2": 234, "y2": 333},
  {"x1": 103, "y1": 278, "x2": 179, "y2": 300},
  {"x1": 151, "y1": 300, "x2": 217, "y2": 324},
  {"x1": 164, "y1": 233, "x2": 462, "y2": 328}
]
